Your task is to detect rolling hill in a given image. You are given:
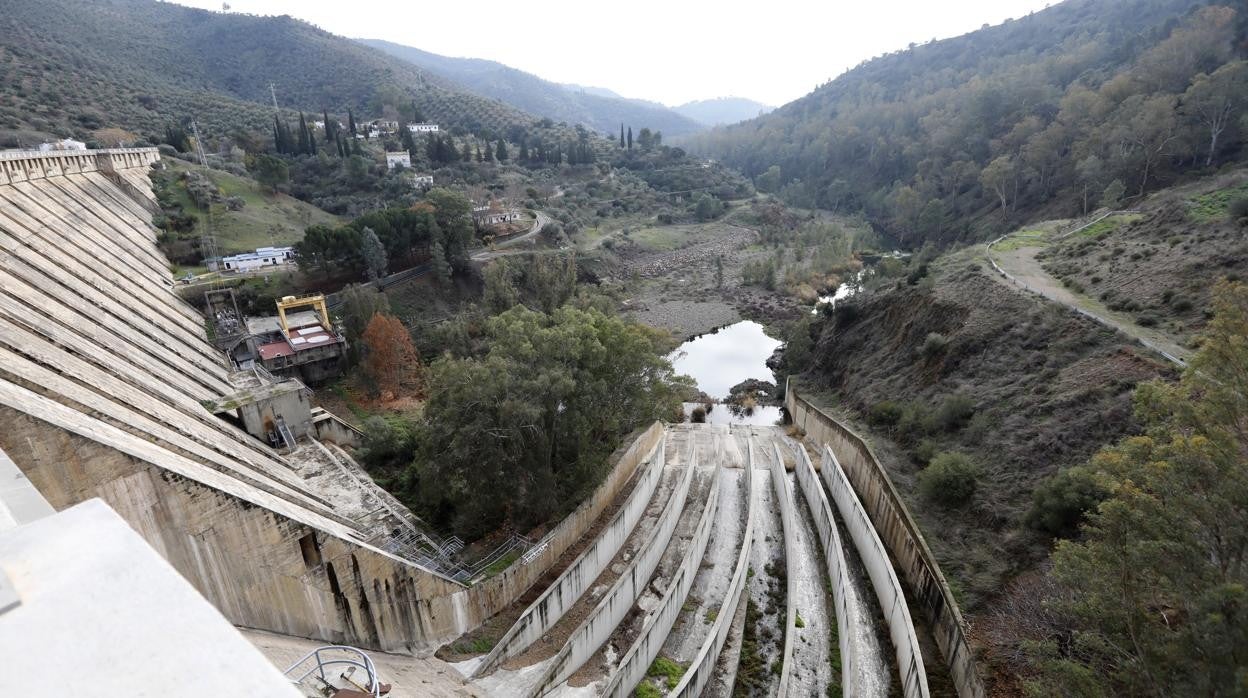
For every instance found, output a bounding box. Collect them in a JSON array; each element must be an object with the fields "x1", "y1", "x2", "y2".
[
  {"x1": 673, "y1": 97, "x2": 773, "y2": 127},
  {"x1": 0, "y1": 0, "x2": 552, "y2": 147},
  {"x1": 357, "y1": 39, "x2": 706, "y2": 137},
  {"x1": 689, "y1": 0, "x2": 1248, "y2": 246}
]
